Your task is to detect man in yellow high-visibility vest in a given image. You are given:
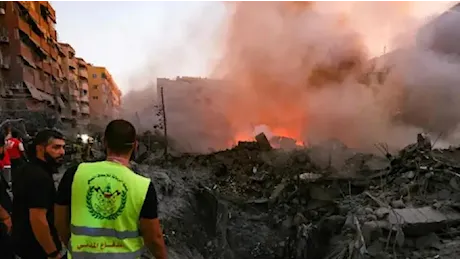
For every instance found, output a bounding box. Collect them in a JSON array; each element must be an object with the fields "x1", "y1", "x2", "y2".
[{"x1": 55, "y1": 119, "x2": 167, "y2": 259}]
